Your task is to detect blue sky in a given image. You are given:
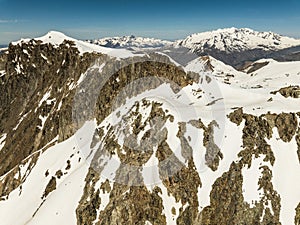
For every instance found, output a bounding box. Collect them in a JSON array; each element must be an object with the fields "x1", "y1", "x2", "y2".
[{"x1": 0, "y1": 0, "x2": 300, "y2": 44}]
